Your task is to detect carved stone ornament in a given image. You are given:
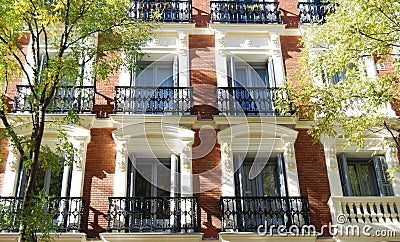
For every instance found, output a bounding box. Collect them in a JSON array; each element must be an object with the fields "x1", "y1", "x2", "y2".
[
  {"x1": 271, "y1": 34, "x2": 280, "y2": 48},
  {"x1": 324, "y1": 142, "x2": 338, "y2": 171},
  {"x1": 273, "y1": 49, "x2": 281, "y2": 57},
  {"x1": 7, "y1": 146, "x2": 19, "y2": 172},
  {"x1": 215, "y1": 31, "x2": 226, "y2": 48},
  {"x1": 153, "y1": 38, "x2": 160, "y2": 46},
  {"x1": 241, "y1": 39, "x2": 253, "y2": 47},
  {"x1": 221, "y1": 143, "x2": 233, "y2": 173},
  {"x1": 284, "y1": 142, "x2": 297, "y2": 170},
  {"x1": 74, "y1": 141, "x2": 86, "y2": 171},
  {"x1": 385, "y1": 141, "x2": 398, "y2": 163},
  {"x1": 181, "y1": 145, "x2": 192, "y2": 170},
  {"x1": 179, "y1": 33, "x2": 188, "y2": 48},
  {"x1": 116, "y1": 142, "x2": 128, "y2": 172}
]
